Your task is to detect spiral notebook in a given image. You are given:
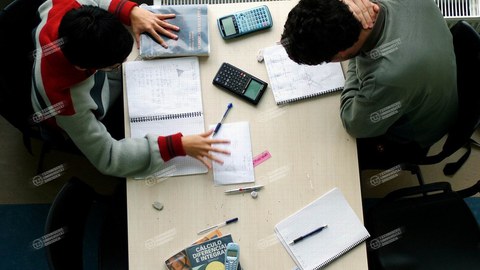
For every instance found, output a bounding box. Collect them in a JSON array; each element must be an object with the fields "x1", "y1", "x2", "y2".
[
  {"x1": 275, "y1": 188, "x2": 370, "y2": 270},
  {"x1": 263, "y1": 45, "x2": 345, "y2": 105},
  {"x1": 124, "y1": 57, "x2": 207, "y2": 176}
]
